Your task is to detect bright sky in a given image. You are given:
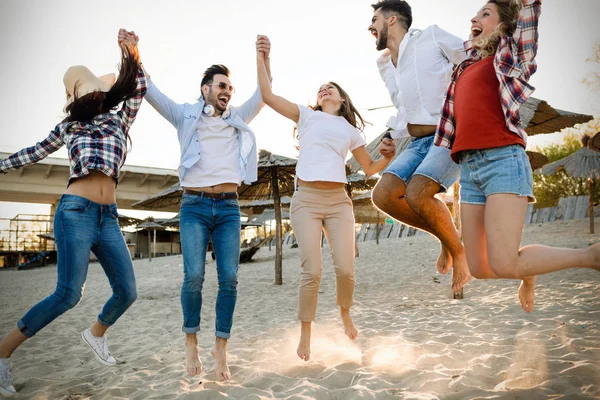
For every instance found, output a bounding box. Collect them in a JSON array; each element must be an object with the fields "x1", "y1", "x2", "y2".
[{"x1": 0, "y1": 0, "x2": 598, "y2": 218}]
